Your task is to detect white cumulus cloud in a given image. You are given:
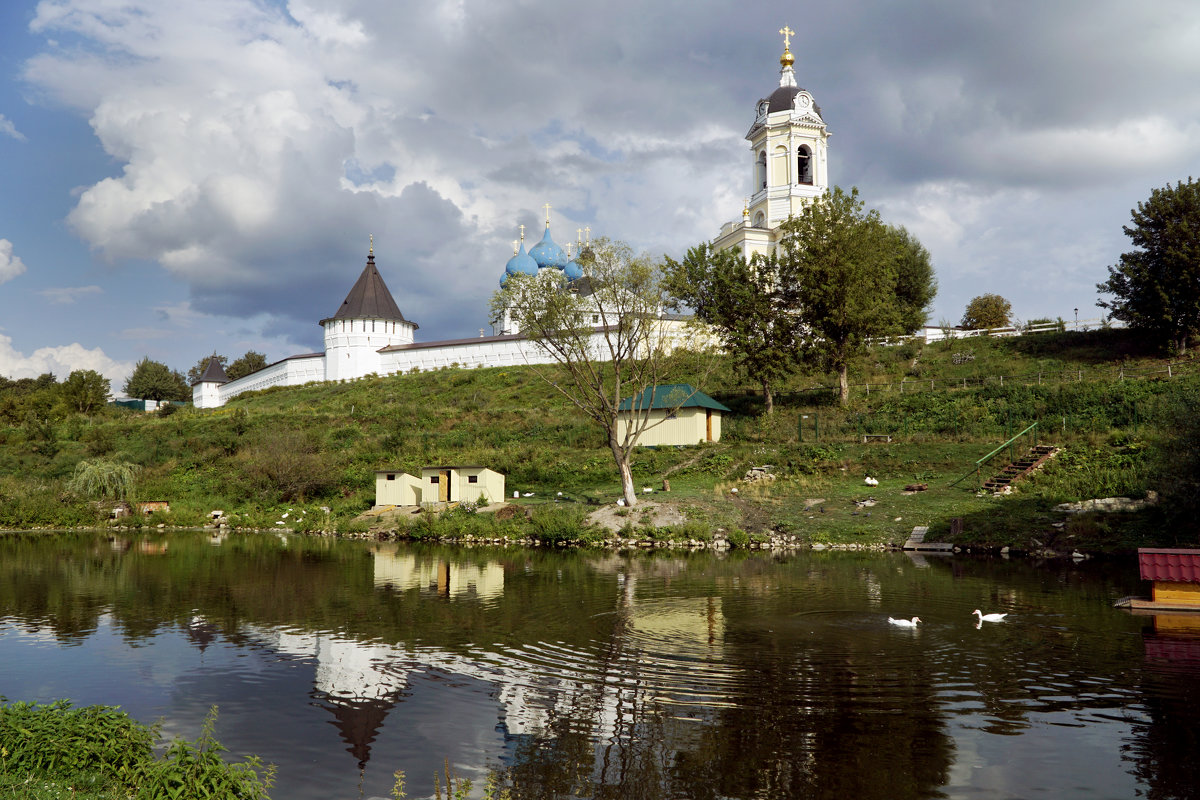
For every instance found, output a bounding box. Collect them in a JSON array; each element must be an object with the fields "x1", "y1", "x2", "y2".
[
  {"x1": 0, "y1": 239, "x2": 28, "y2": 284},
  {"x1": 0, "y1": 114, "x2": 26, "y2": 142},
  {"x1": 0, "y1": 333, "x2": 133, "y2": 386}
]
